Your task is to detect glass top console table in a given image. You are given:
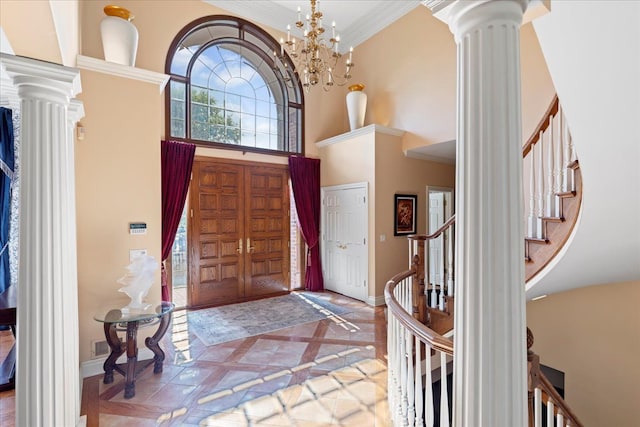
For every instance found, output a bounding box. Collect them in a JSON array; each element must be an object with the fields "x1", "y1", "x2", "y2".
[{"x1": 94, "y1": 302, "x2": 174, "y2": 399}]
